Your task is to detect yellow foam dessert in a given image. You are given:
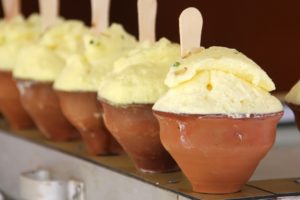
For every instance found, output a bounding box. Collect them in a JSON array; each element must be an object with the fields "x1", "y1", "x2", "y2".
[
  {"x1": 54, "y1": 23, "x2": 137, "y2": 91},
  {"x1": 285, "y1": 80, "x2": 300, "y2": 105},
  {"x1": 97, "y1": 38, "x2": 180, "y2": 105},
  {"x1": 39, "y1": 20, "x2": 88, "y2": 59},
  {"x1": 153, "y1": 46, "x2": 283, "y2": 116},
  {"x1": 0, "y1": 14, "x2": 41, "y2": 71},
  {"x1": 13, "y1": 20, "x2": 88, "y2": 82}
]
